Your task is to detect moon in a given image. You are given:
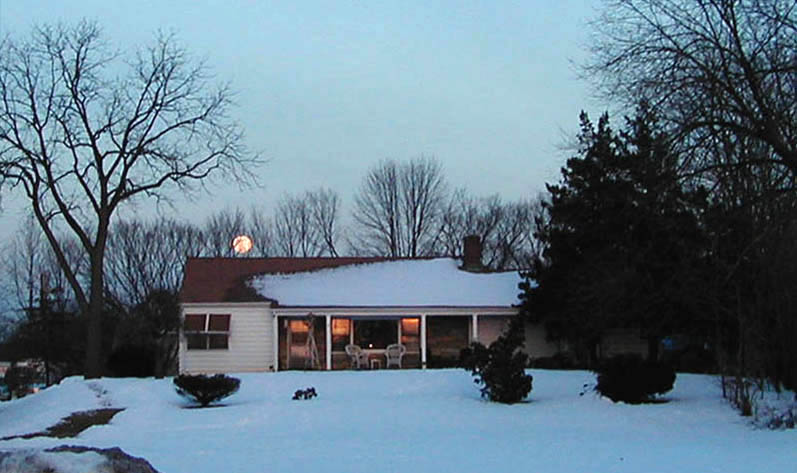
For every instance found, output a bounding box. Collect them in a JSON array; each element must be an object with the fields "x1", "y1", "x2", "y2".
[{"x1": 232, "y1": 235, "x2": 253, "y2": 254}]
